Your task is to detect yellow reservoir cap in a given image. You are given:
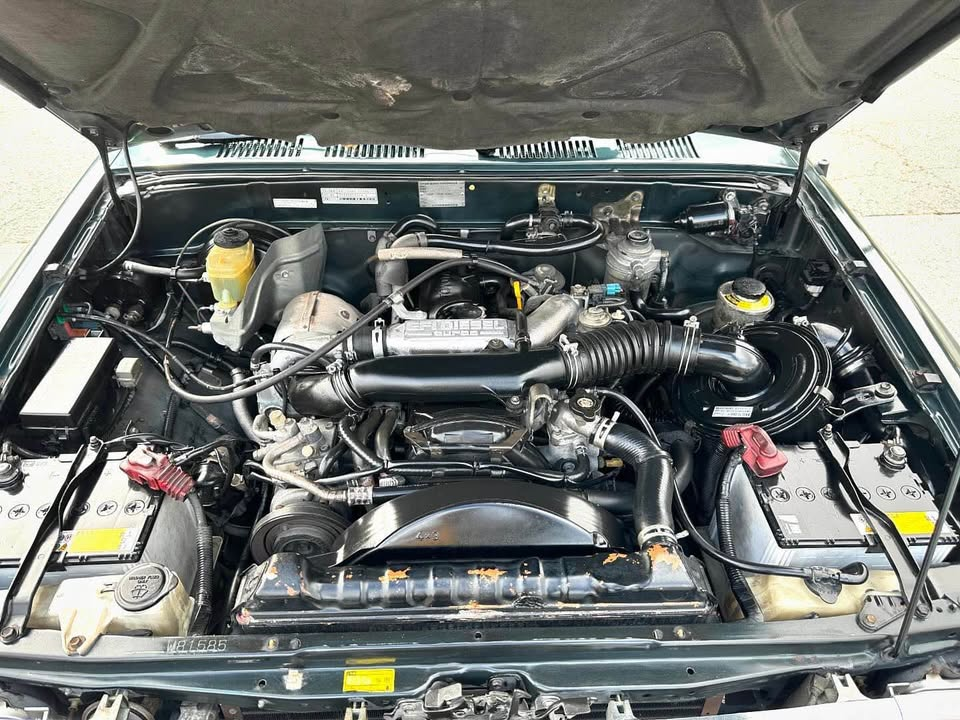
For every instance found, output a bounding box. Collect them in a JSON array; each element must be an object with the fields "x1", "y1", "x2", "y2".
[{"x1": 206, "y1": 227, "x2": 256, "y2": 310}]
